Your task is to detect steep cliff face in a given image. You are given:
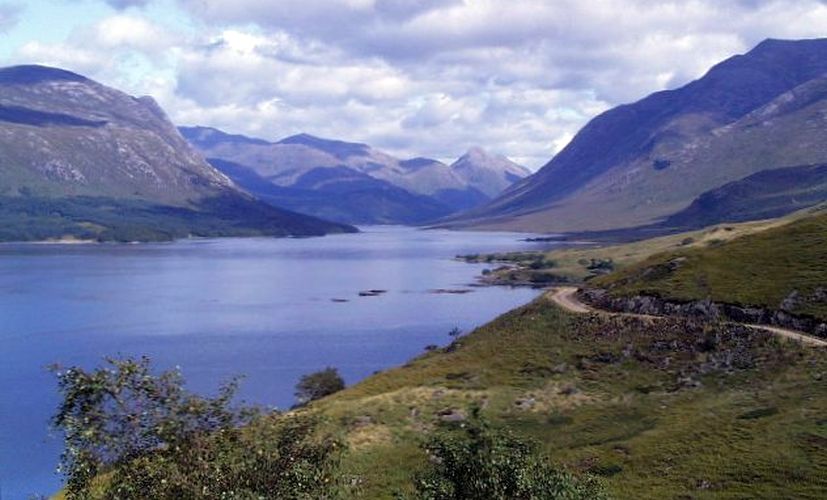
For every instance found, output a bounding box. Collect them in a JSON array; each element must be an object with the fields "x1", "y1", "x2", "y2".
[{"x1": 0, "y1": 65, "x2": 355, "y2": 241}]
